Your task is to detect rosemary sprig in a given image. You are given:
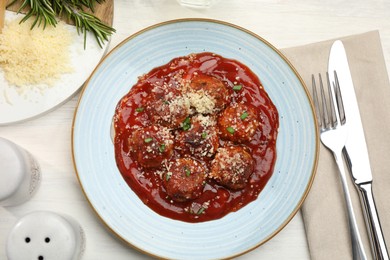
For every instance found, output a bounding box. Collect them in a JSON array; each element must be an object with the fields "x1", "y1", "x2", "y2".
[
  {"x1": 9, "y1": 0, "x2": 57, "y2": 29},
  {"x1": 7, "y1": 0, "x2": 115, "y2": 48}
]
